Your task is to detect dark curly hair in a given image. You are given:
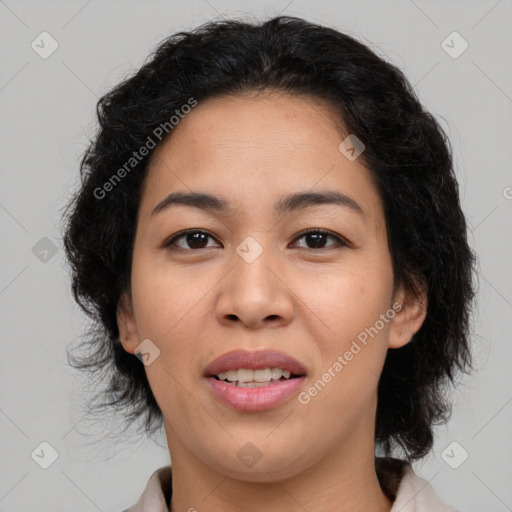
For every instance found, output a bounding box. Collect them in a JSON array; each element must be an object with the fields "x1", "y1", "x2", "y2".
[{"x1": 61, "y1": 15, "x2": 477, "y2": 461}]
